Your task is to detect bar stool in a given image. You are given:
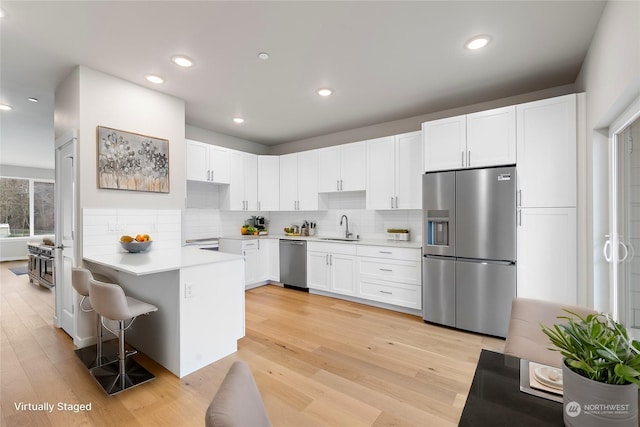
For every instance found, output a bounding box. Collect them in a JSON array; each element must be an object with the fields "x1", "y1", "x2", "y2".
[
  {"x1": 88, "y1": 278, "x2": 158, "y2": 395},
  {"x1": 71, "y1": 268, "x2": 118, "y2": 368}
]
